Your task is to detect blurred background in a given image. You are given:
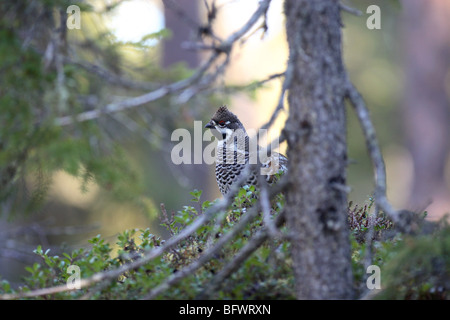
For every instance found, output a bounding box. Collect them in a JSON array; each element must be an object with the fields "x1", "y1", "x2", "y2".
[{"x1": 0, "y1": 0, "x2": 449, "y2": 286}]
